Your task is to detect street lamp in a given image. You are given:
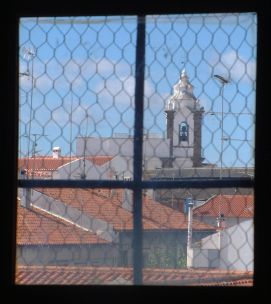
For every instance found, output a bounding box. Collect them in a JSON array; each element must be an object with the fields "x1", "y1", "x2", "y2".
[
  {"x1": 213, "y1": 74, "x2": 230, "y2": 179},
  {"x1": 213, "y1": 74, "x2": 229, "y2": 230}
]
